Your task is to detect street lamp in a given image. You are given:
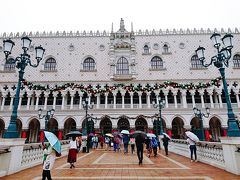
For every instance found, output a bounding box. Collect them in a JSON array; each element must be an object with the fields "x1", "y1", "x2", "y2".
[
  {"x1": 82, "y1": 96, "x2": 94, "y2": 136},
  {"x1": 193, "y1": 107, "x2": 210, "y2": 141},
  {"x1": 2, "y1": 37, "x2": 45, "y2": 138},
  {"x1": 38, "y1": 108, "x2": 55, "y2": 130},
  {"x1": 152, "y1": 96, "x2": 166, "y2": 136},
  {"x1": 195, "y1": 33, "x2": 240, "y2": 136}
]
